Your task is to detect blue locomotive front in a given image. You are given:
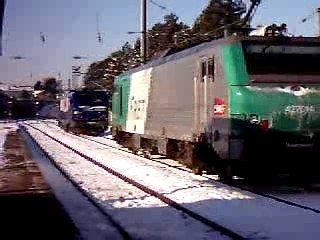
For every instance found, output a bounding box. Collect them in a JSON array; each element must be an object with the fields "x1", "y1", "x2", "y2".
[{"x1": 59, "y1": 89, "x2": 109, "y2": 134}]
